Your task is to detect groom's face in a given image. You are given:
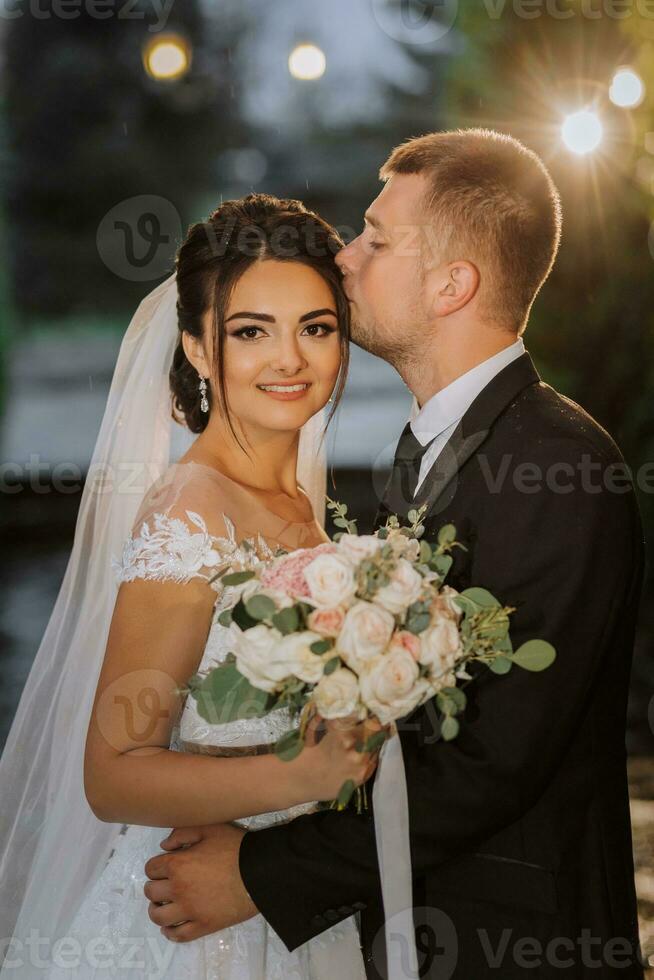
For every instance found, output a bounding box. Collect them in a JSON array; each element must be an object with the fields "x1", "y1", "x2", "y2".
[{"x1": 335, "y1": 173, "x2": 433, "y2": 362}]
